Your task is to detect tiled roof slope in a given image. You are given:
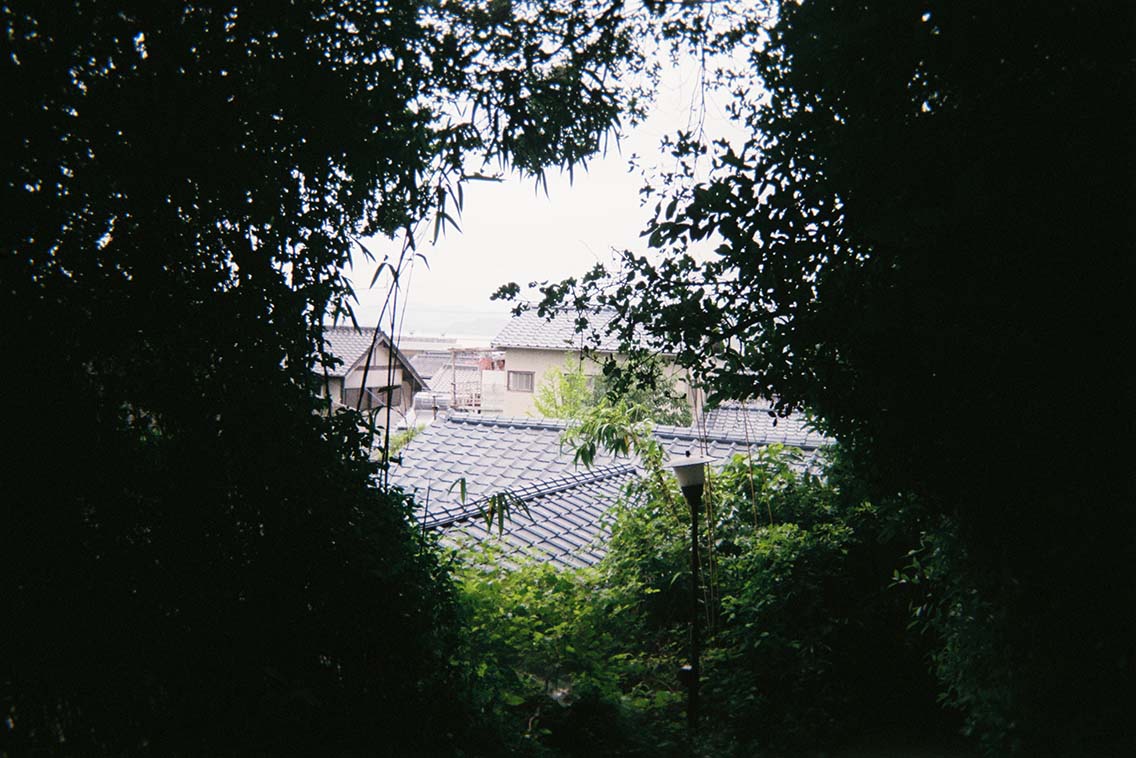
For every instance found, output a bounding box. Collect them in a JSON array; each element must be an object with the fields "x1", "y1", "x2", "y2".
[
  {"x1": 391, "y1": 411, "x2": 828, "y2": 567},
  {"x1": 321, "y1": 326, "x2": 380, "y2": 377},
  {"x1": 429, "y1": 464, "x2": 638, "y2": 569},
  {"x1": 319, "y1": 326, "x2": 427, "y2": 388},
  {"x1": 491, "y1": 308, "x2": 625, "y2": 352},
  {"x1": 699, "y1": 401, "x2": 828, "y2": 449},
  {"x1": 391, "y1": 415, "x2": 622, "y2": 507},
  {"x1": 407, "y1": 350, "x2": 453, "y2": 380},
  {"x1": 392, "y1": 413, "x2": 827, "y2": 509}
]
